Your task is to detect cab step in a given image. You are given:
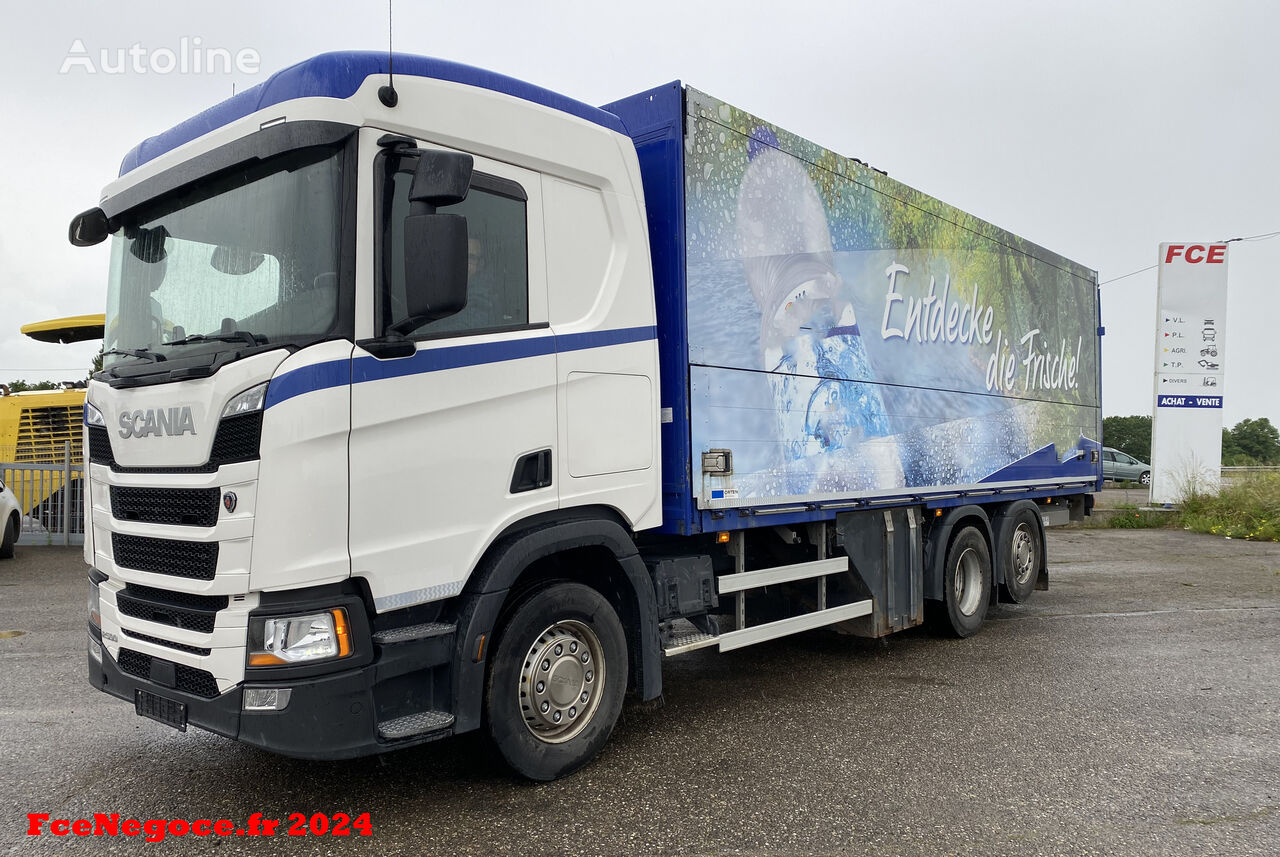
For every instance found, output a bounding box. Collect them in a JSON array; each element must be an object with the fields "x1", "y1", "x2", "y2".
[
  {"x1": 662, "y1": 620, "x2": 719, "y2": 656},
  {"x1": 377, "y1": 710, "x2": 455, "y2": 741}
]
